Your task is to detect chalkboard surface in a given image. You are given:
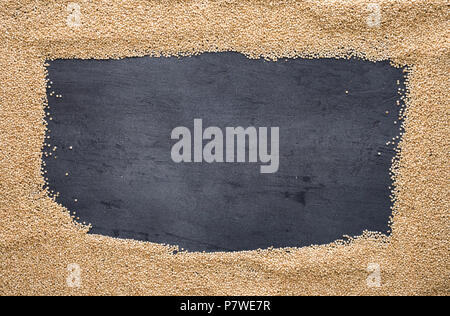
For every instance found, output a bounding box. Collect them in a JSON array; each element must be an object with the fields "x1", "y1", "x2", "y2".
[{"x1": 45, "y1": 53, "x2": 402, "y2": 252}]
